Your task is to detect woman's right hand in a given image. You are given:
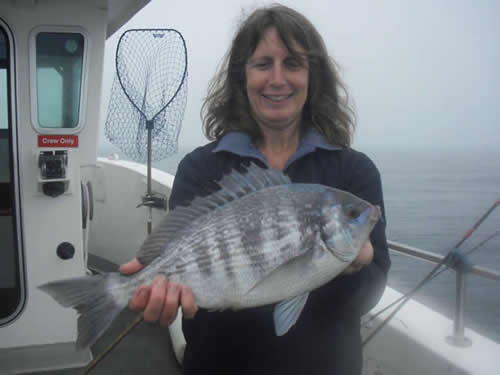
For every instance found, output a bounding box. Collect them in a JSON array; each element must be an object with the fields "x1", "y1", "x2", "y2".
[{"x1": 120, "y1": 258, "x2": 198, "y2": 327}]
